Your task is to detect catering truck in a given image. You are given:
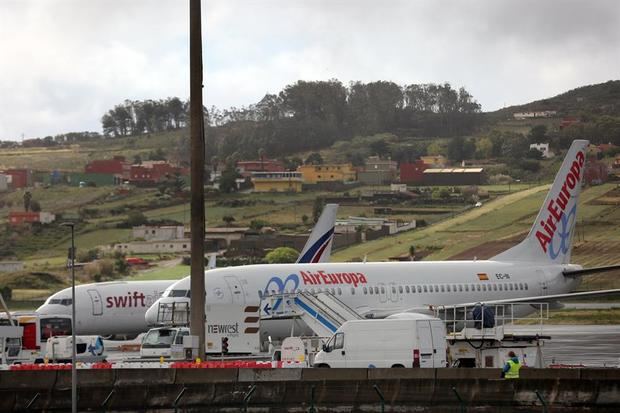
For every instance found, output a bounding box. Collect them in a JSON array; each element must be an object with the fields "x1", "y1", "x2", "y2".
[{"x1": 313, "y1": 315, "x2": 447, "y2": 368}]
